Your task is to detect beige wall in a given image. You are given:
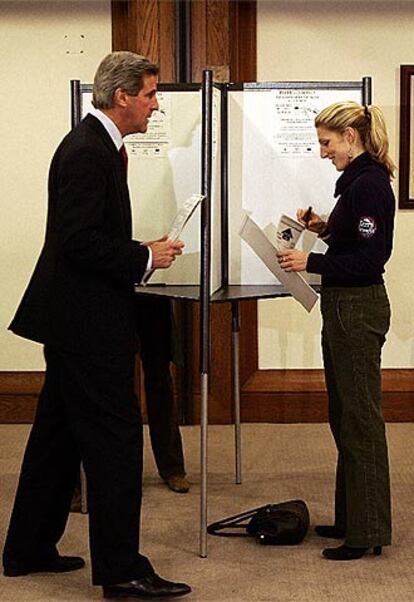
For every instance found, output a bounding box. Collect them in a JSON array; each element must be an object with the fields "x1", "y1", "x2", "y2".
[
  {"x1": 257, "y1": 0, "x2": 414, "y2": 369},
  {"x1": 0, "y1": 1, "x2": 111, "y2": 370}
]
